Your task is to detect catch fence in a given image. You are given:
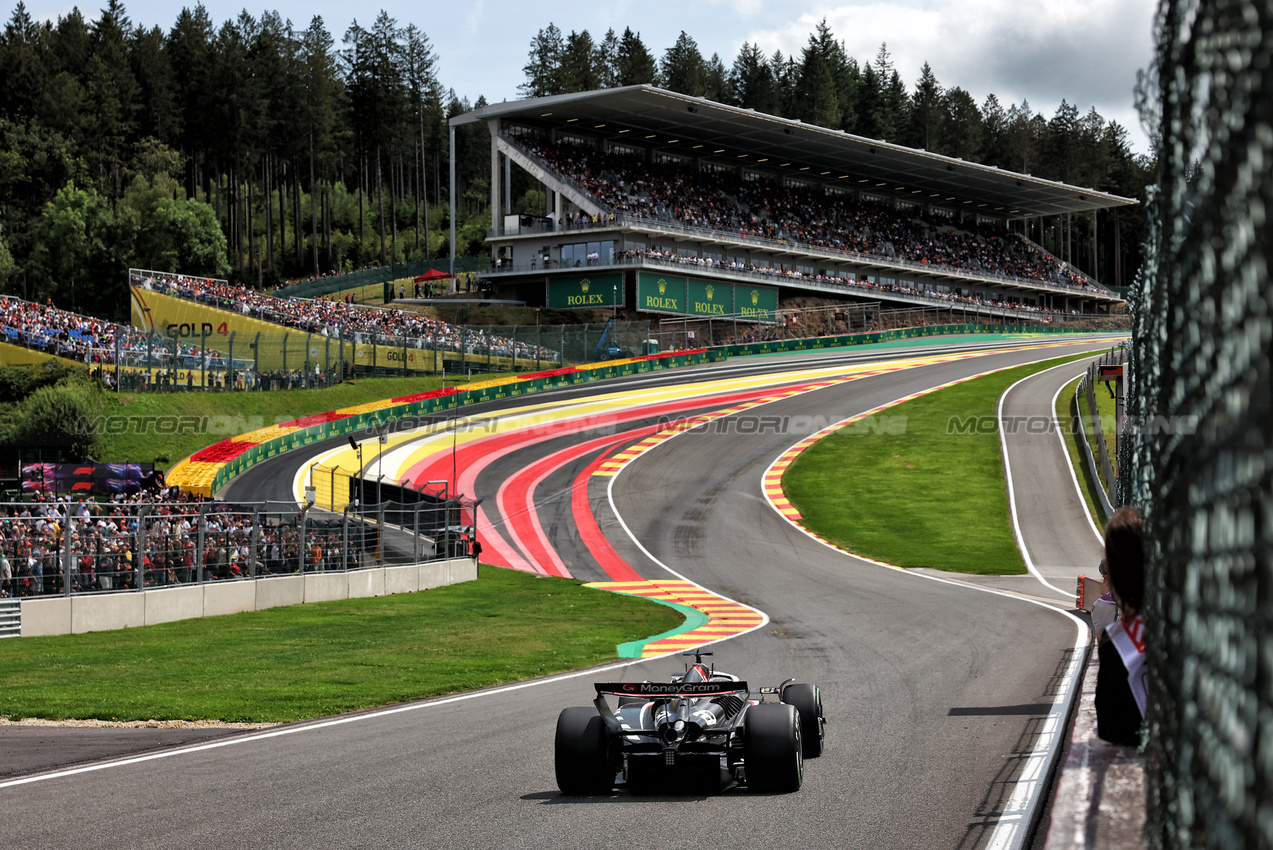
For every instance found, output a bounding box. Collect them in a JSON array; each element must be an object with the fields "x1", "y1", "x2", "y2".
[
  {"x1": 0, "y1": 497, "x2": 475, "y2": 603},
  {"x1": 1122, "y1": 2, "x2": 1273, "y2": 848}
]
